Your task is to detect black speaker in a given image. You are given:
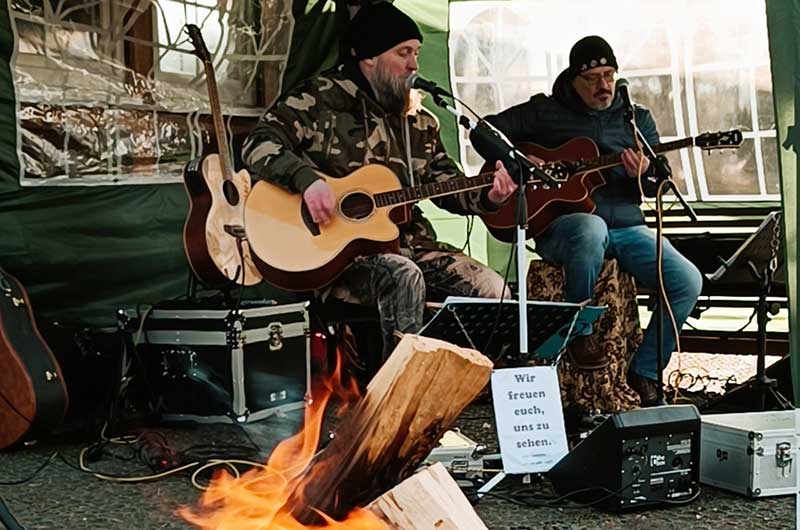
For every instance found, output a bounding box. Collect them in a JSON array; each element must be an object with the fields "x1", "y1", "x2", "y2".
[{"x1": 548, "y1": 405, "x2": 701, "y2": 512}]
